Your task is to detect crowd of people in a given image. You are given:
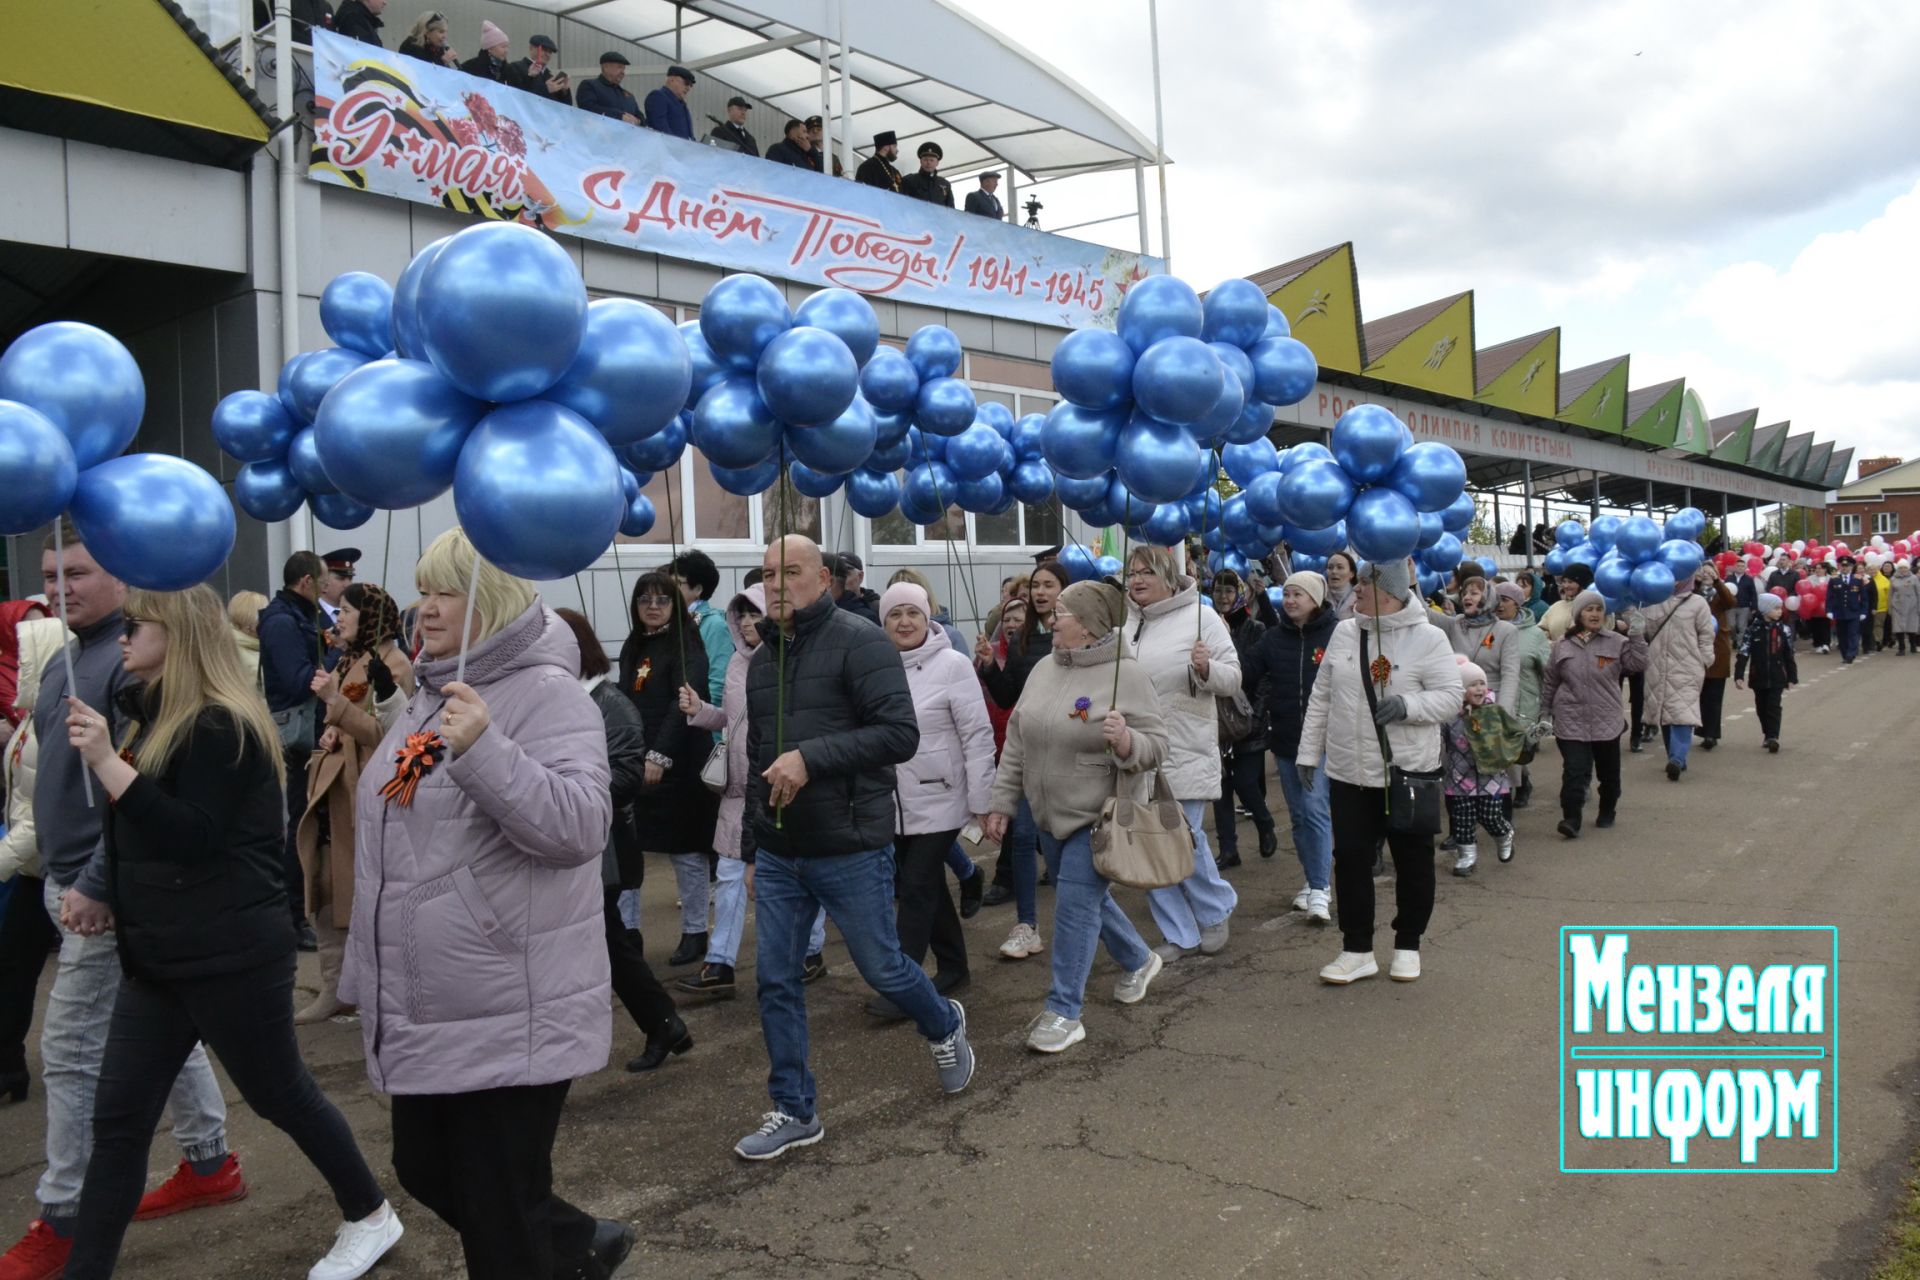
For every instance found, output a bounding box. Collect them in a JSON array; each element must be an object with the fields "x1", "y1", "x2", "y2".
[{"x1": 0, "y1": 512, "x2": 1855, "y2": 1279}]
